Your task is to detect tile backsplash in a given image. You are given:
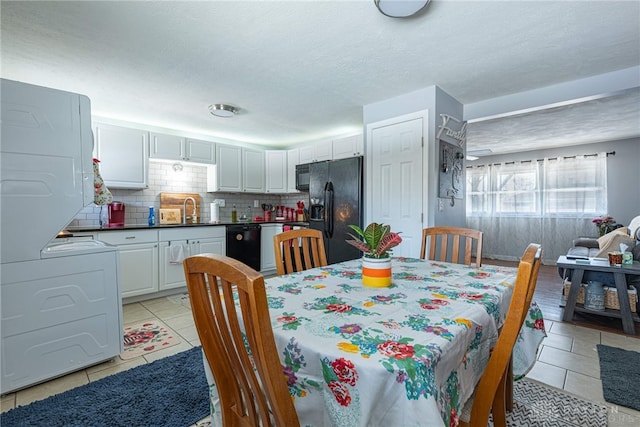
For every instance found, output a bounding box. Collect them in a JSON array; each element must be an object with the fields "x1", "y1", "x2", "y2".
[{"x1": 69, "y1": 161, "x2": 308, "y2": 228}]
